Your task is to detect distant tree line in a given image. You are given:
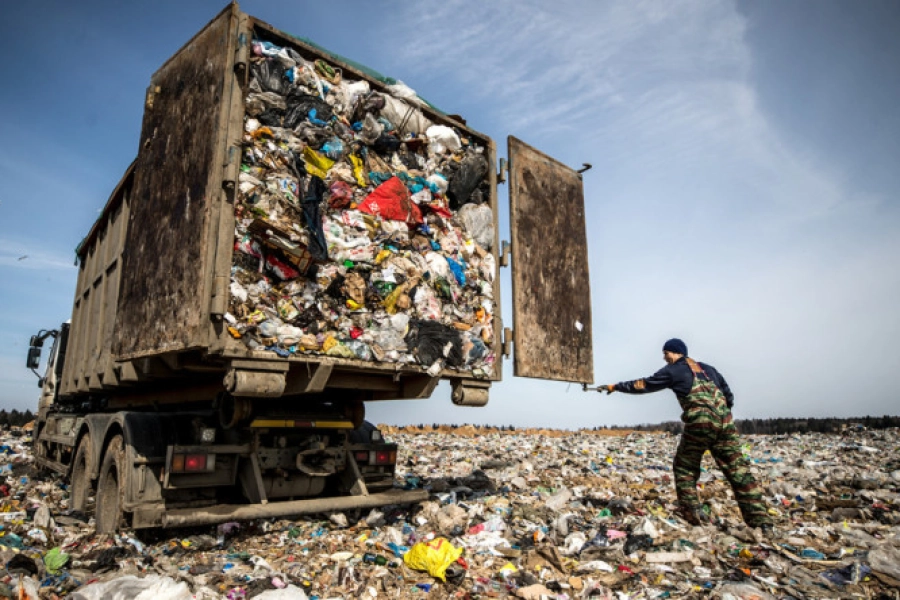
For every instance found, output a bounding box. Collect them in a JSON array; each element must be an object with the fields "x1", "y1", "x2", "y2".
[
  {"x1": 399, "y1": 417, "x2": 900, "y2": 436},
  {"x1": 604, "y1": 415, "x2": 900, "y2": 435},
  {"x1": 0, "y1": 409, "x2": 35, "y2": 428}
]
